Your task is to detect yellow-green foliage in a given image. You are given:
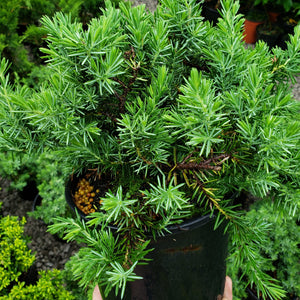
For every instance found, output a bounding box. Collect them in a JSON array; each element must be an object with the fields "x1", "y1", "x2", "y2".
[
  {"x1": 0, "y1": 213, "x2": 74, "y2": 299},
  {"x1": 2, "y1": 269, "x2": 75, "y2": 300},
  {"x1": 0, "y1": 215, "x2": 35, "y2": 292}
]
